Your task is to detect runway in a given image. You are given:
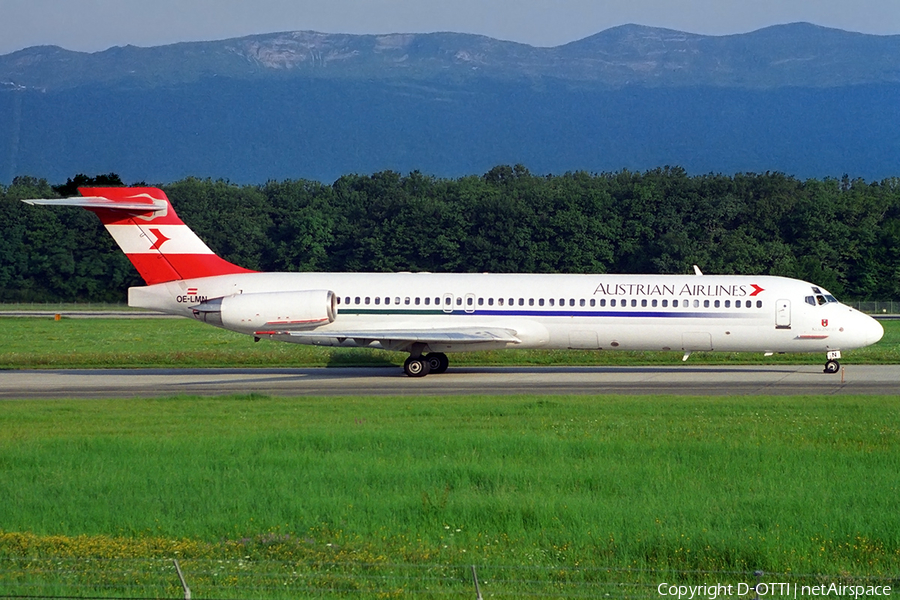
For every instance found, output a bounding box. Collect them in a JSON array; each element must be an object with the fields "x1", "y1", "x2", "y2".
[{"x1": 1, "y1": 364, "x2": 898, "y2": 399}]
